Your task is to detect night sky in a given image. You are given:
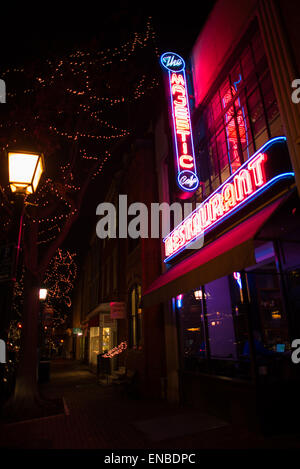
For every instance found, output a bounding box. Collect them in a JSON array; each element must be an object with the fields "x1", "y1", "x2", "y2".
[
  {"x1": 1, "y1": 2, "x2": 215, "y2": 66},
  {"x1": 1, "y1": 1, "x2": 216, "y2": 260}
]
